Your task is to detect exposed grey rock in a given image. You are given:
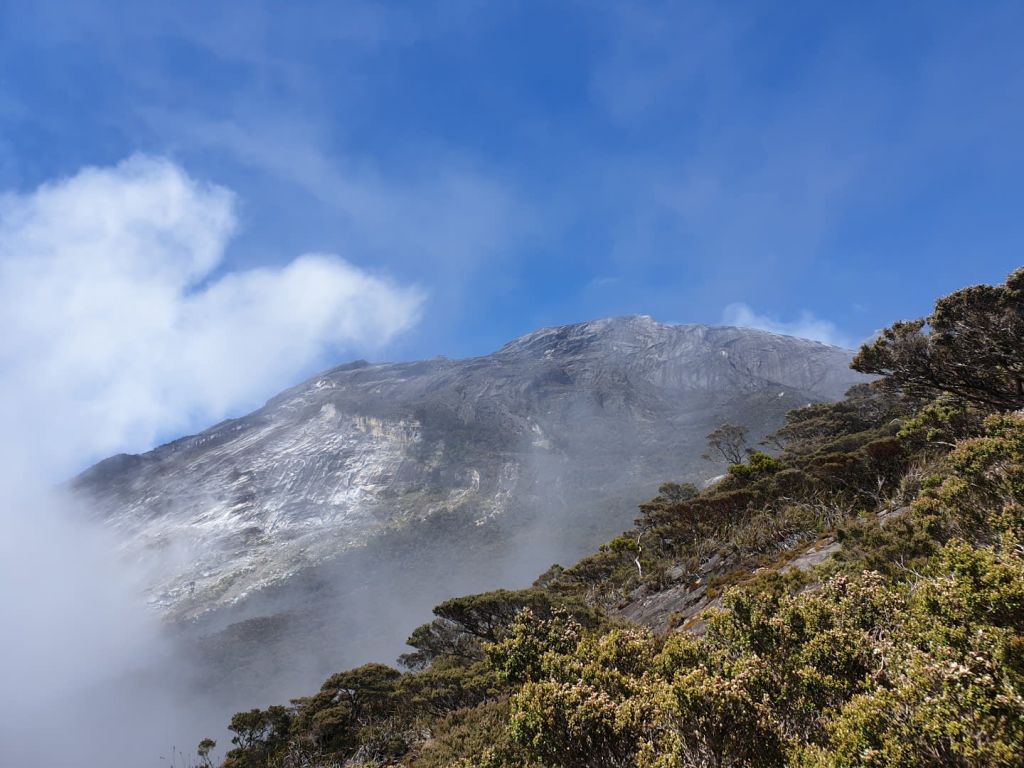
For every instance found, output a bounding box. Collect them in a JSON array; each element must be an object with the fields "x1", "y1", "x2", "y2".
[
  {"x1": 621, "y1": 535, "x2": 845, "y2": 635},
  {"x1": 779, "y1": 537, "x2": 842, "y2": 574},
  {"x1": 664, "y1": 563, "x2": 687, "y2": 582},
  {"x1": 72, "y1": 316, "x2": 866, "y2": 695},
  {"x1": 877, "y1": 505, "x2": 912, "y2": 526}
]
